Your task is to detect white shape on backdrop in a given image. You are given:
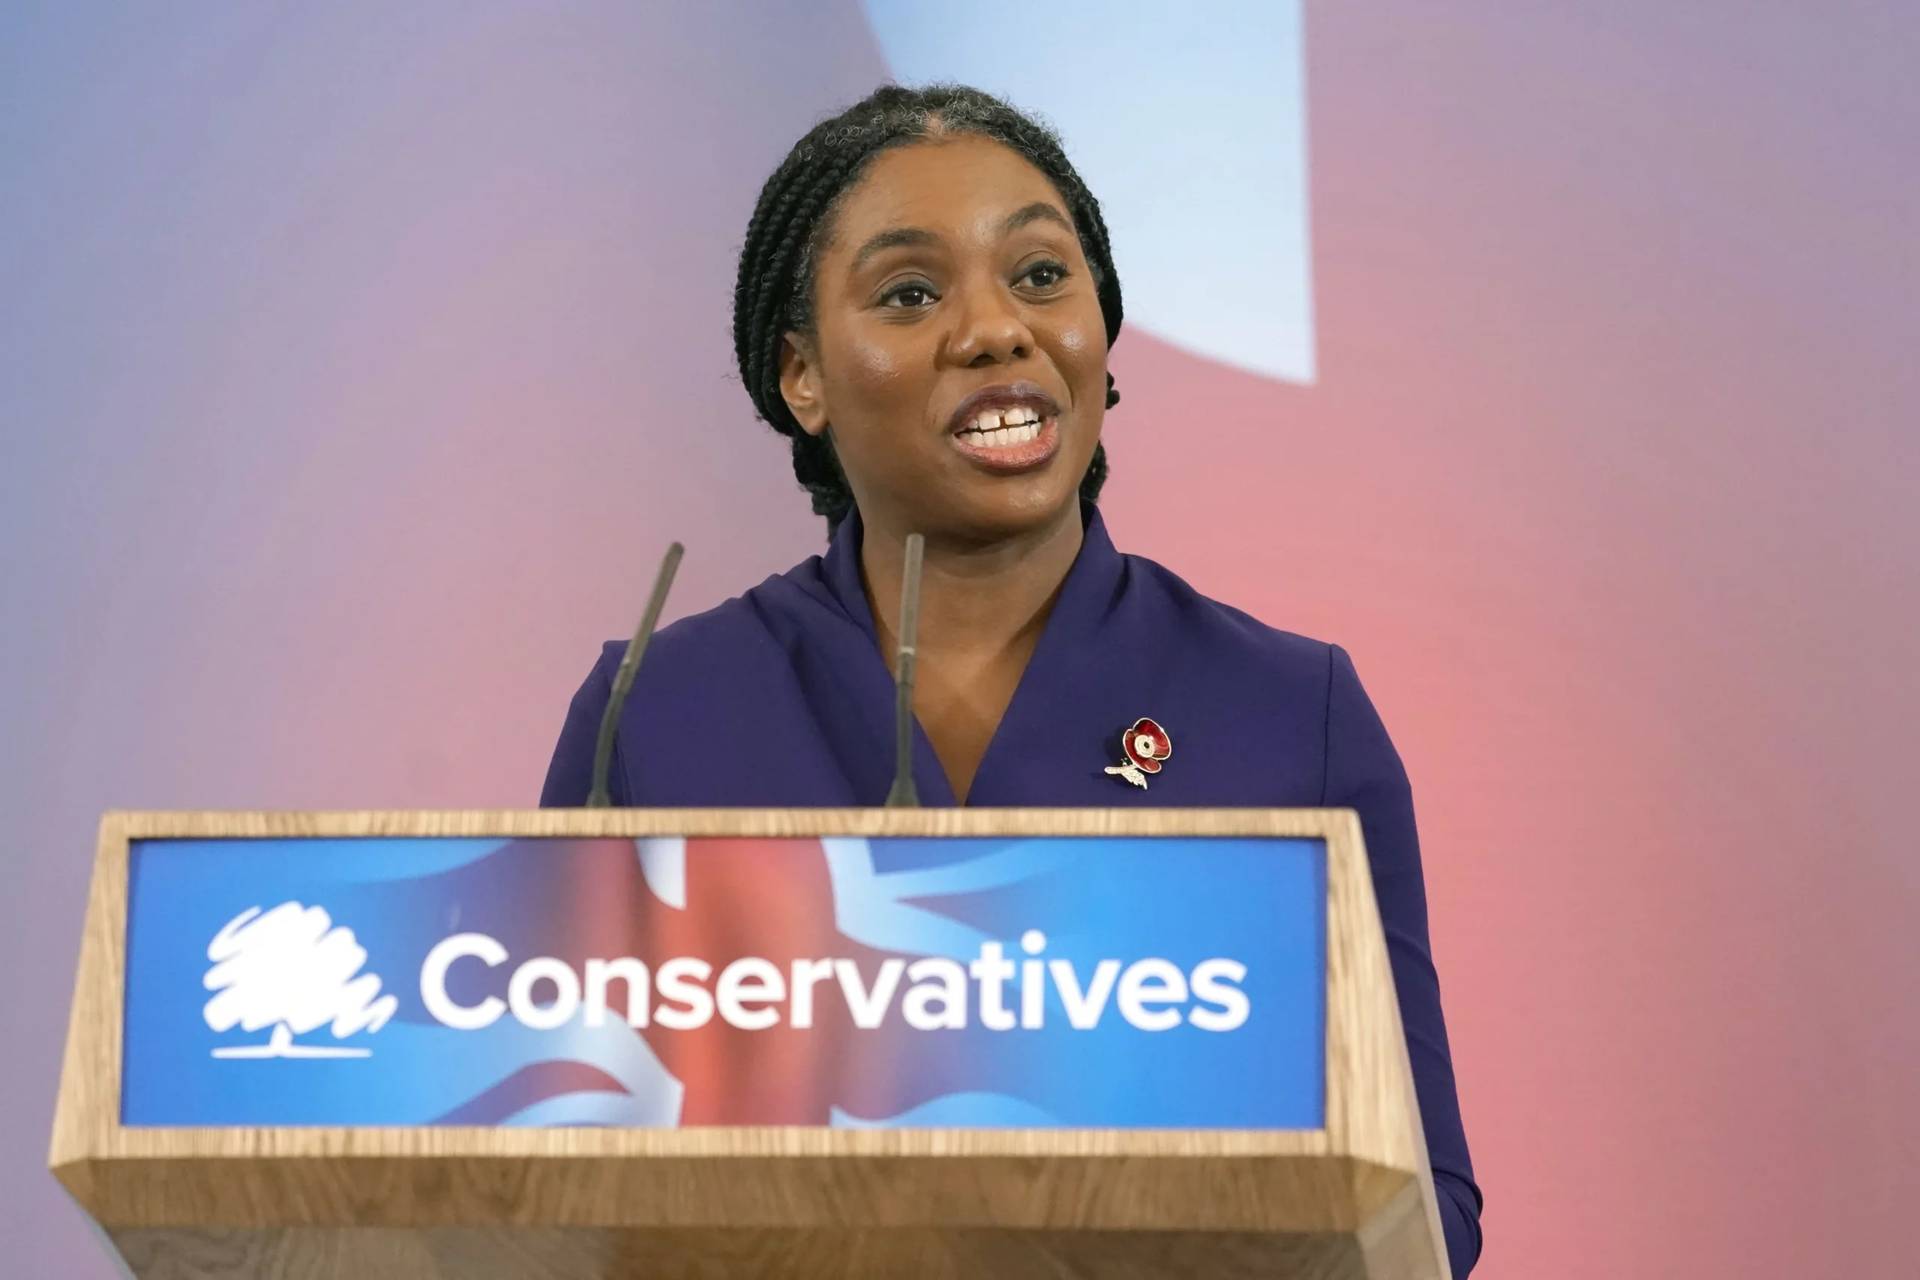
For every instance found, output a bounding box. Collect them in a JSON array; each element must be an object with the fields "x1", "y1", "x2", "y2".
[
  {"x1": 861, "y1": 0, "x2": 1315, "y2": 383},
  {"x1": 202, "y1": 902, "x2": 398, "y2": 1058},
  {"x1": 635, "y1": 836, "x2": 688, "y2": 909}
]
